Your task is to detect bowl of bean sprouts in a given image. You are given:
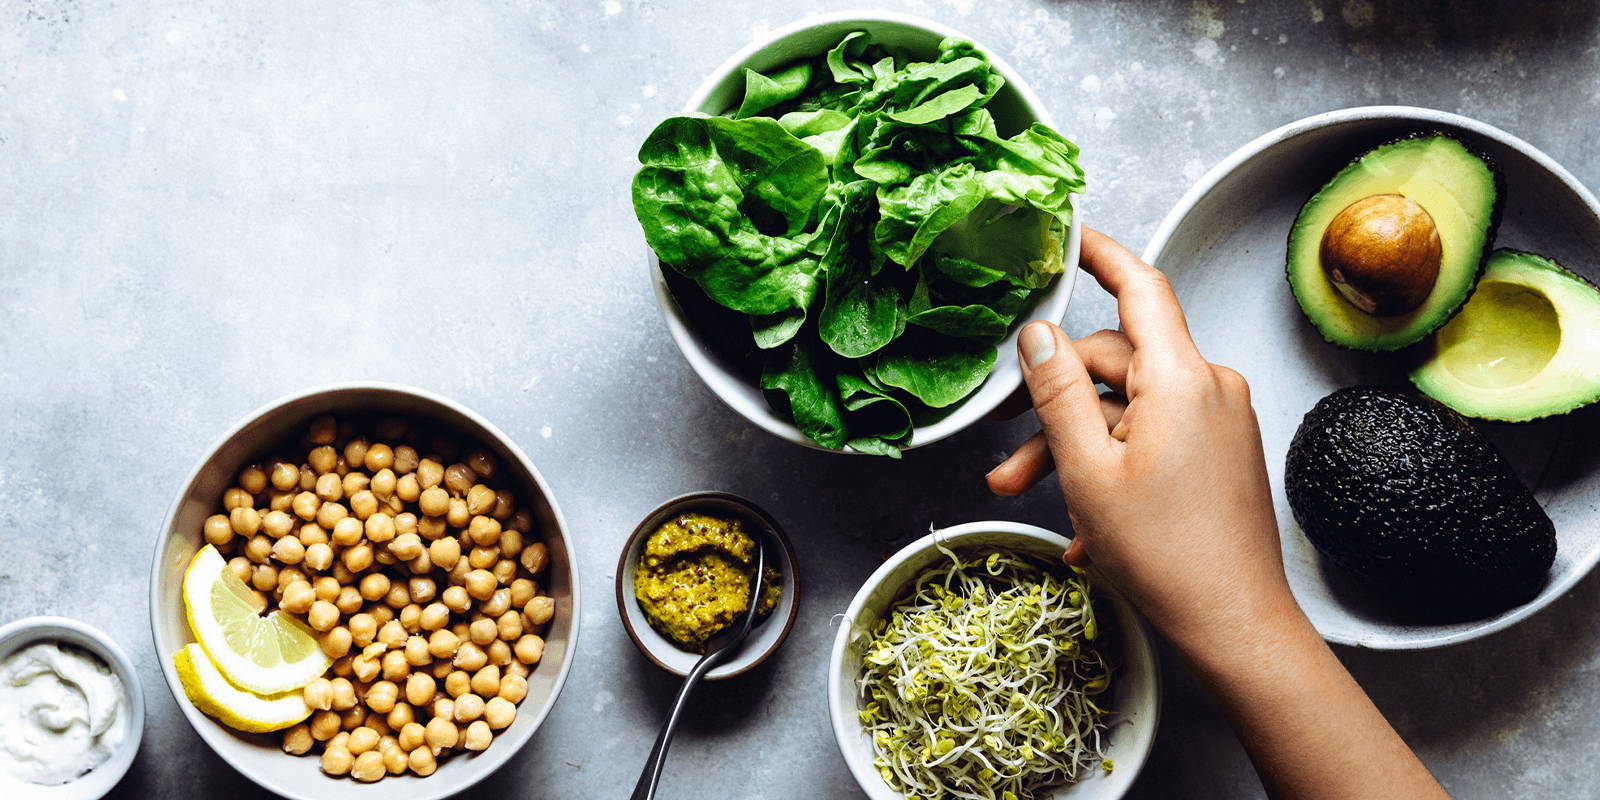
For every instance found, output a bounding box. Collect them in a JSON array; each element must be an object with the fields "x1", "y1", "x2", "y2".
[{"x1": 828, "y1": 521, "x2": 1159, "y2": 800}]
